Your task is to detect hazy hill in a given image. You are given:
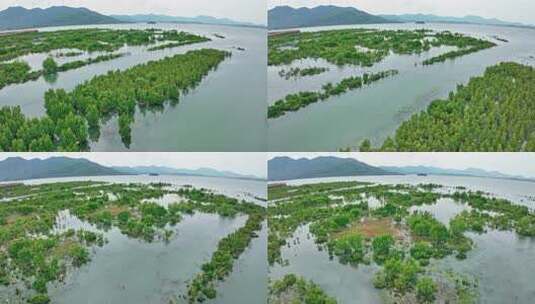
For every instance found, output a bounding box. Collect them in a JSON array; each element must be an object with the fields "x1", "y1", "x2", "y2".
[
  {"x1": 0, "y1": 157, "x2": 122, "y2": 181},
  {"x1": 381, "y1": 13, "x2": 532, "y2": 28},
  {"x1": 0, "y1": 157, "x2": 262, "y2": 182},
  {"x1": 268, "y1": 5, "x2": 395, "y2": 30},
  {"x1": 268, "y1": 156, "x2": 396, "y2": 181},
  {"x1": 113, "y1": 166, "x2": 263, "y2": 180},
  {"x1": 0, "y1": 6, "x2": 121, "y2": 30},
  {"x1": 111, "y1": 14, "x2": 262, "y2": 28},
  {"x1": 381, "y1": 165, "x2": 533, "y2": 181}
]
